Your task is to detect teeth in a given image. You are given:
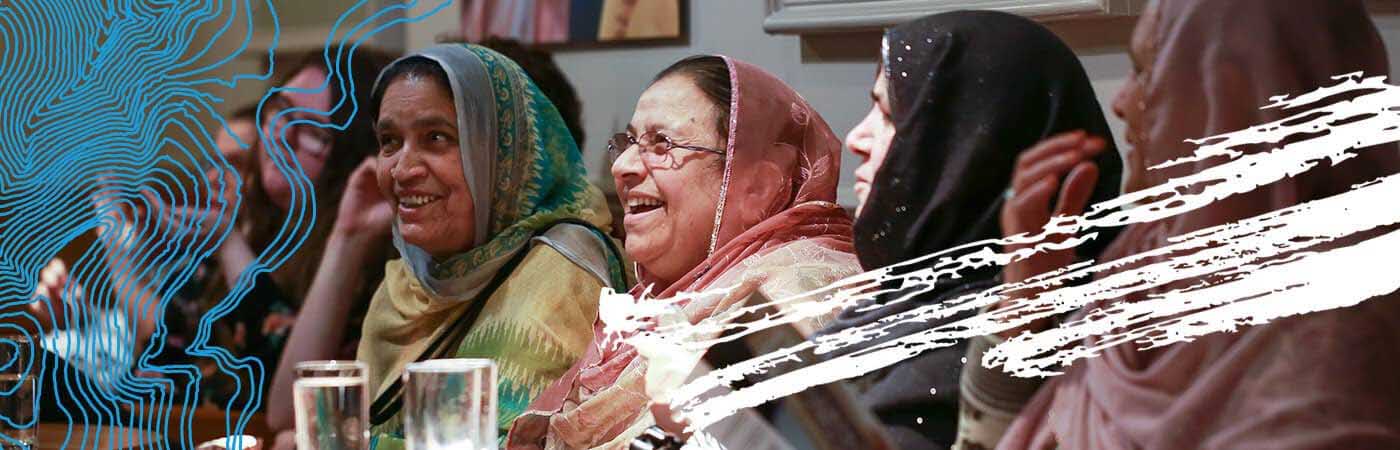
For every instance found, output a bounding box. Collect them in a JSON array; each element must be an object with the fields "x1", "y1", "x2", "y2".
[
  {"x1": 400, "y1": 195, "x2": 439, "y2": 207},
  {"x1": 626, "y1": 197, "x2": 663, "y2": 214}
]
